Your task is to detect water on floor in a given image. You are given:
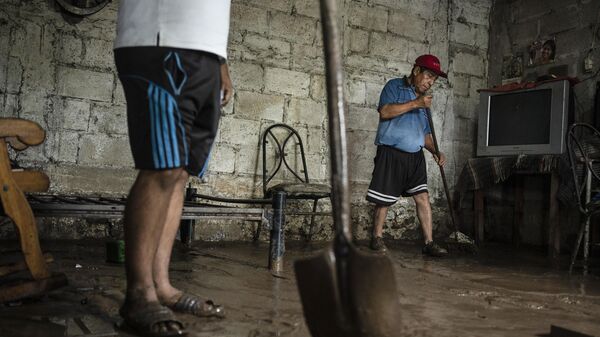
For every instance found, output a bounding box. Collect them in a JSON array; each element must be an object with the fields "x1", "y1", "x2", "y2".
[{"x1": 0, "y1": 240, "x2": 599, "y2": 337}]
